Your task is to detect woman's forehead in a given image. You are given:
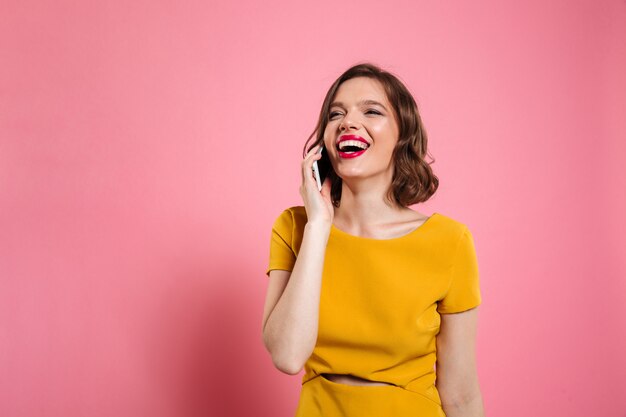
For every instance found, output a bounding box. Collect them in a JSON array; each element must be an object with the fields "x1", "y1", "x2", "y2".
[{"x1": 333, "y1": 77, "x2": 388, "y2": 105}]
